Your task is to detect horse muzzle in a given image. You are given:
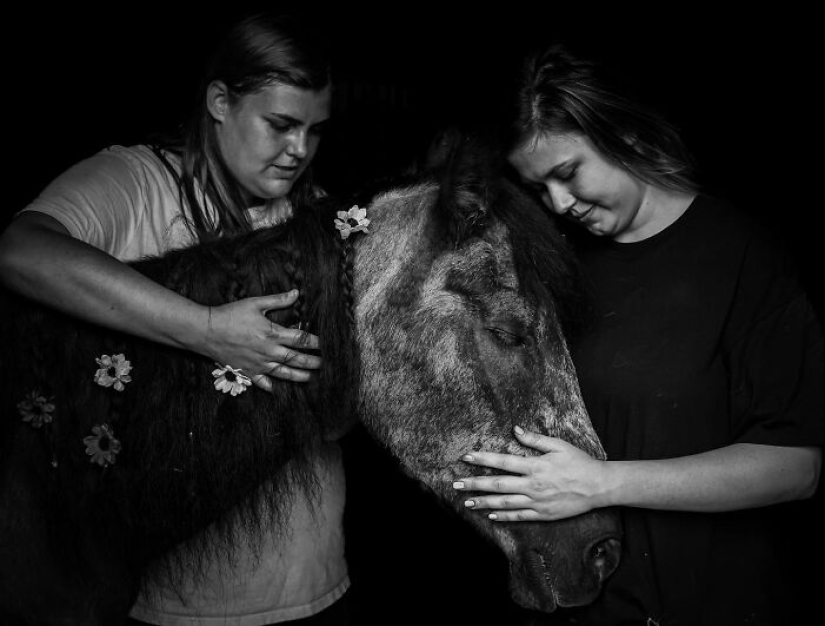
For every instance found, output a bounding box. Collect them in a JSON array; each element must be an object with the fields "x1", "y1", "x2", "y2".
[{"x1": 506, "y1": 508, "x2": 622, "y2": 612}]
